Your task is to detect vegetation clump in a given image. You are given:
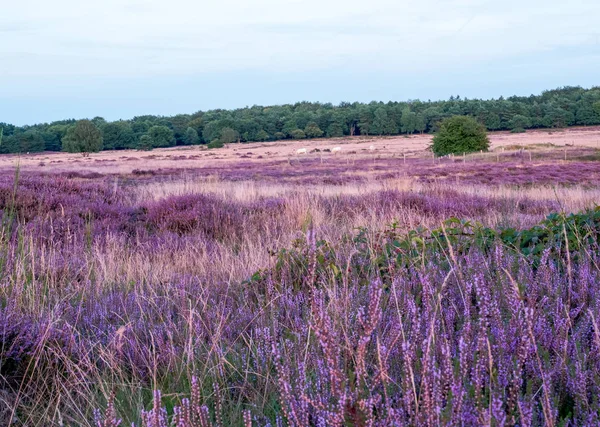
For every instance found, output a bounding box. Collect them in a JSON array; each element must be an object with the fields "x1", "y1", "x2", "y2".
[
  {"x1": 61, "y1": 119, "x2": 103, "y2": 155},
  {"x1": 432, "y1": 115, "x2": 490, "y2": 156}
]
